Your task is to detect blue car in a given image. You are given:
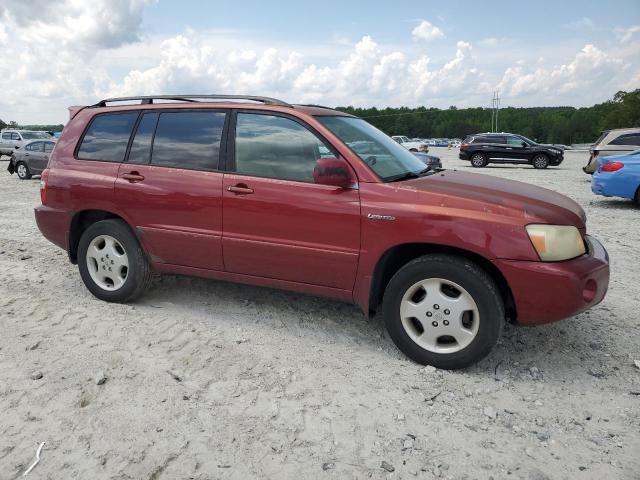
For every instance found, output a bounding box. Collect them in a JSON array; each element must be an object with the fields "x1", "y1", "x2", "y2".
[{"x1": 591, "y1": 150, "x2": 640, "y2": 204}]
